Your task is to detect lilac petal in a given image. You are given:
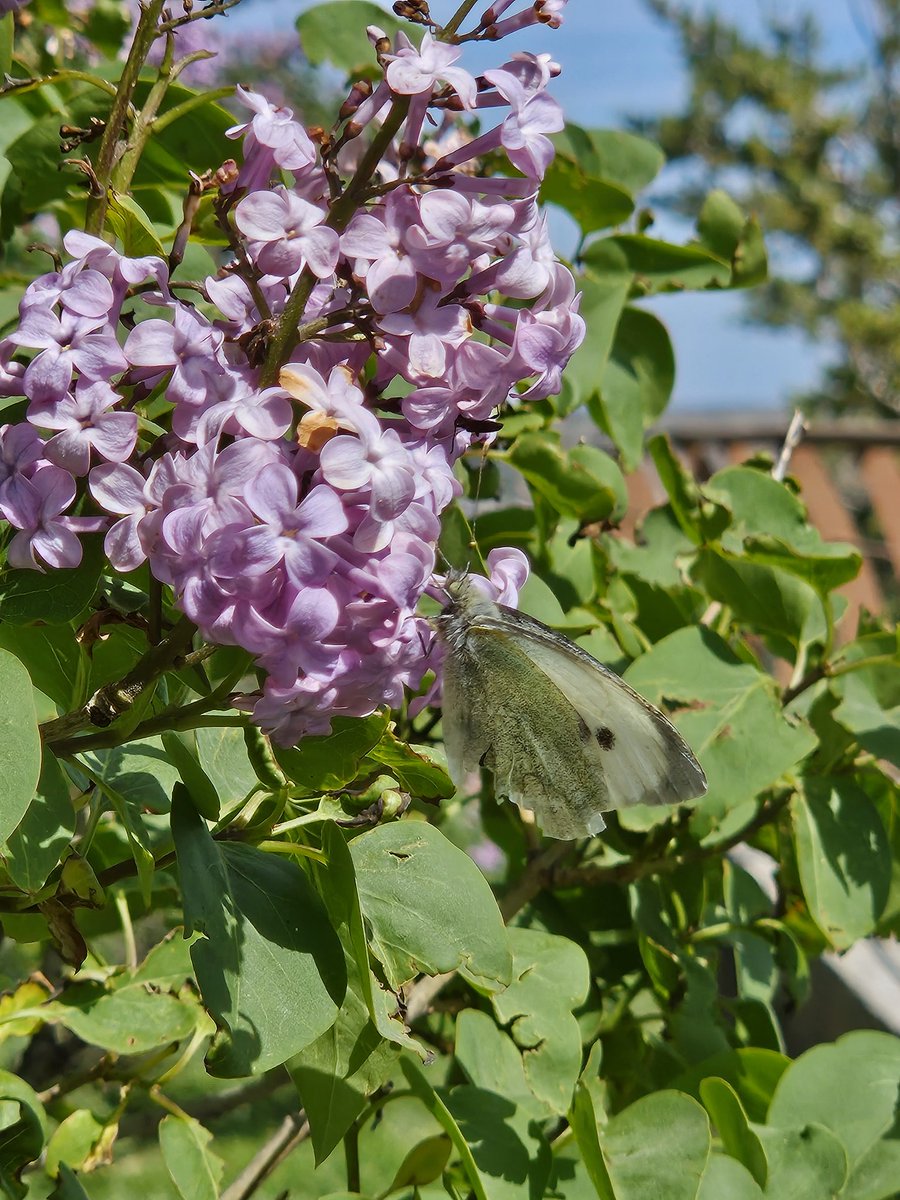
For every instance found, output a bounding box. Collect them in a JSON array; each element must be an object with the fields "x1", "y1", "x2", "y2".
[
  {"x1": 7, "y1": 530, "x2": 39, "y2": 570},
  {"x1": 246, "y1": 462, "x2": 298, "y2": 524},
  {"x1": 282, "y1": 536, "x2": 338, "y2": 585},
  {"x1": 0, "y1": 473, "x2": 40, "y2": 528},
  {"x1": 217, "y1": 525, "x2": 282, "y2": 577},
  {"x1": 367, "y1": 255, "x2": 418, "y2": 314},
  {"x1": 74, "y1": 331, "x2": 127, "y2": 379},
  {"x1": 90, "y1": 463, "x2": 147, "y2": 516},
  {"x1": 319, "y1": 436, "x2": 371, "y2": 490},
  {"x1": 123, "y1": 320, "x2": 177, "y2": 368},
  {"x1": 237, "y1": 399, "x2": 291, "y2": 440},
  {"x1": 297, "y1": 483, "x2": 349, "y2": 538},
  {"x1": 352, "y1": 513, "x2": 393, "y2": 553},
  {"x1": 162, "y1": 506, "x2": 209, "y2": 556},
  {"x1": 340, "y1": 214, "x2": 389, "y2": 259},
  {"x1": 287, "y1": 585, "x2": 340, "y2": 639},
  {"x1": 24, "y1": 350, "x2": 72, "y2": 403},
  {"x1": 44, "y1": 430, "x2": 91, "y2": 476},
  {"x1": 91, "y1": 411, "x2": 138, "y2": 463},
  {"x1": 64, "y1": 271, "x2": 115, "y2": 318},
  {"x1": 234, "y1": 191, "x2": 290, "y2": 241},
  {"x1": 33, "y1": 524, "x2": 83, "y2": 569},
  {"x1": 370, "y1": 466, "x2": 416, "y2": 521},
  {"x1": 255, "y1": 240, "x2": 305, "y2": 279},
  {"x1": 301, "y1": 227, "x2": 340, "y2": 279},
  {"x1": 34, "y1": 465, "x2": 76, "y2": 517}
]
